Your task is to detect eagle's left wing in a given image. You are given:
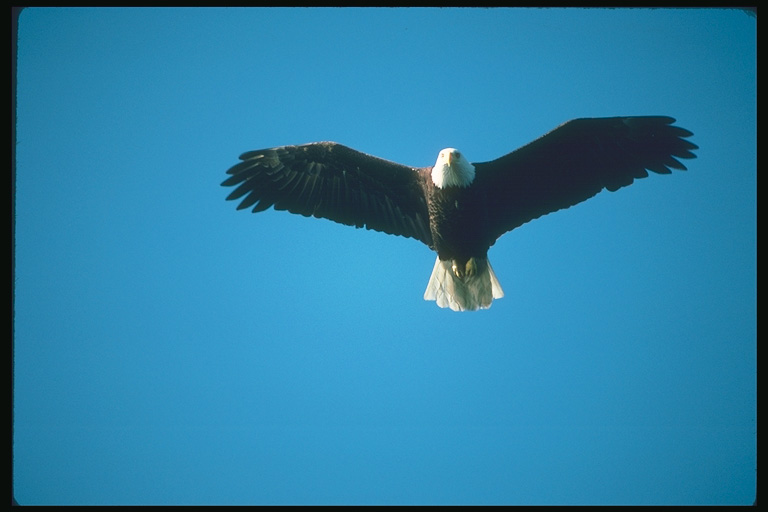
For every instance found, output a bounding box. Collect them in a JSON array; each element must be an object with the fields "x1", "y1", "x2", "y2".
[{"x1": 472, "y1": 116, "x2": 698, "y2": 245}]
